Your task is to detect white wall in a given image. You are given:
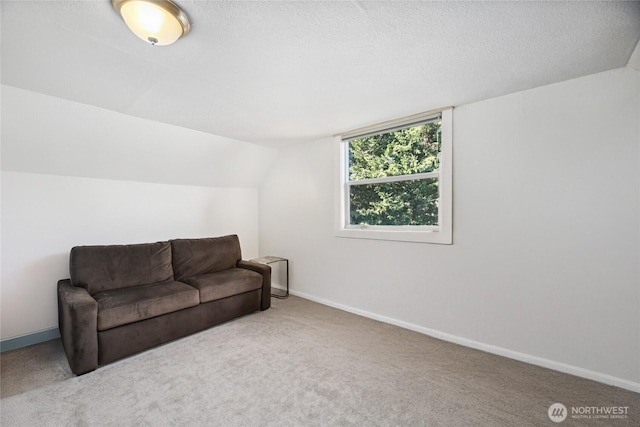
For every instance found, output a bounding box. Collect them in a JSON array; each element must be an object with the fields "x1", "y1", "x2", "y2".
[
  {"x1": 1, "y1": 86, "x2": 275, "y2": 341},
  {"x1": 259, "y1": 67, "x2": 640, "y2": 389}
]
